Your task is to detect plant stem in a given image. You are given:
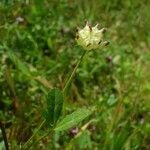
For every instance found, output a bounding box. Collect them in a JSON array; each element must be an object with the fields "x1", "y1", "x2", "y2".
[
  {"x1": 24, "y1": 129, "x2": 53, "y2": 150},
  {"x1": 22, "y1": 119, "x2": 46, "y2": 149},
  {"x1": 0, "y1": 121, "x2": 9, "y2": 150},
  {"x1": 63, "y1": 50, "x2": 87, "y2": 95},
  {"x1": 22, "y1": 50, "x2": 87, "y2": 149}
]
